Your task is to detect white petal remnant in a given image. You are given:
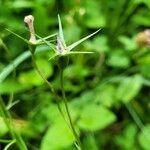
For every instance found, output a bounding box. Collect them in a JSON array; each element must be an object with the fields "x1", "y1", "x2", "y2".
[
  {"x1": 56, "y1": 35, "x2": 68, "y2": 55},
  {"x1": 24, "y1": 15, "x2": 36, "y2": 44}
]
